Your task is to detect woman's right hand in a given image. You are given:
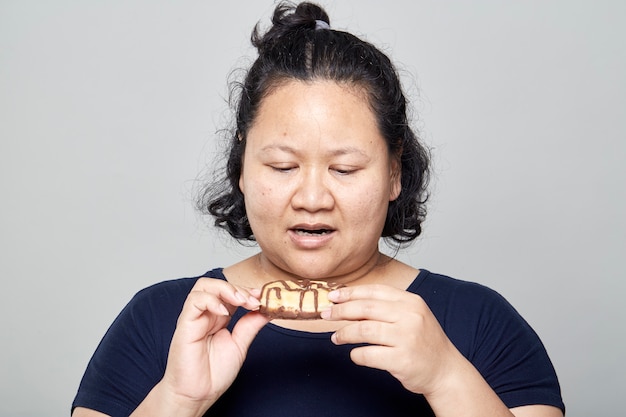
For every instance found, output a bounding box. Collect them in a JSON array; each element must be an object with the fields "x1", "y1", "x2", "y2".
[{"x1": 131, "y1": 278, "x2": 270, "y2": 417}]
